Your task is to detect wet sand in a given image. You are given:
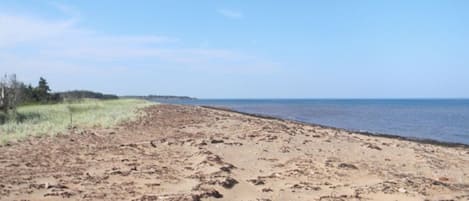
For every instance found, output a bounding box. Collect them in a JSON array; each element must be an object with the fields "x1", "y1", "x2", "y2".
[{"x1": 0, "y1": 104, "x2": 468, "y2": 200}]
